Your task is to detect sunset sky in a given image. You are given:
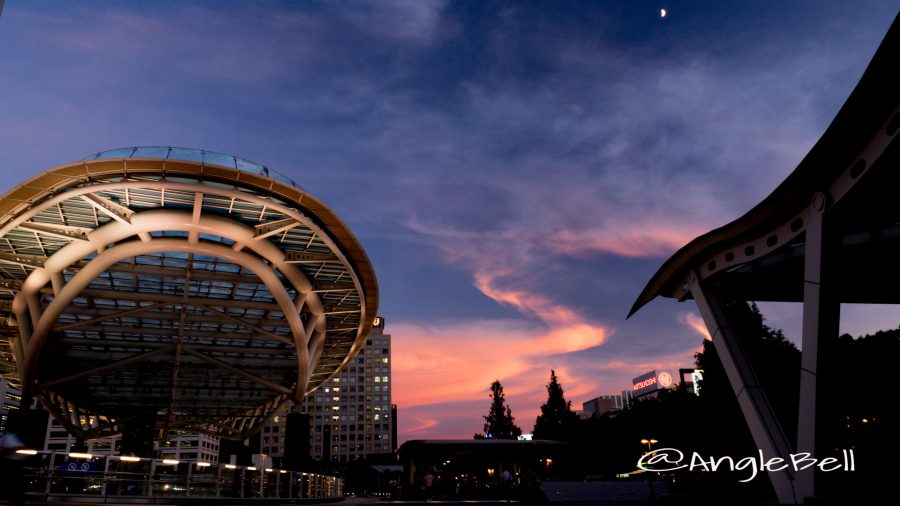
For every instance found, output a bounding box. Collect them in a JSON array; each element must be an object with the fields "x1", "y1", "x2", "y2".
[{"x1": 1, "y1": 1, "x2": 898, "y2": 444}]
